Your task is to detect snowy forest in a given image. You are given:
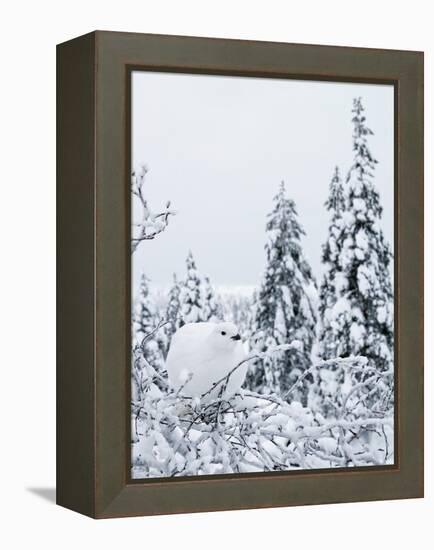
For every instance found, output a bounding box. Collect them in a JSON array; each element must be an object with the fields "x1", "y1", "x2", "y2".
[{"x1": 131, "y1": 97, "x2": 395, "y2": 479}]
